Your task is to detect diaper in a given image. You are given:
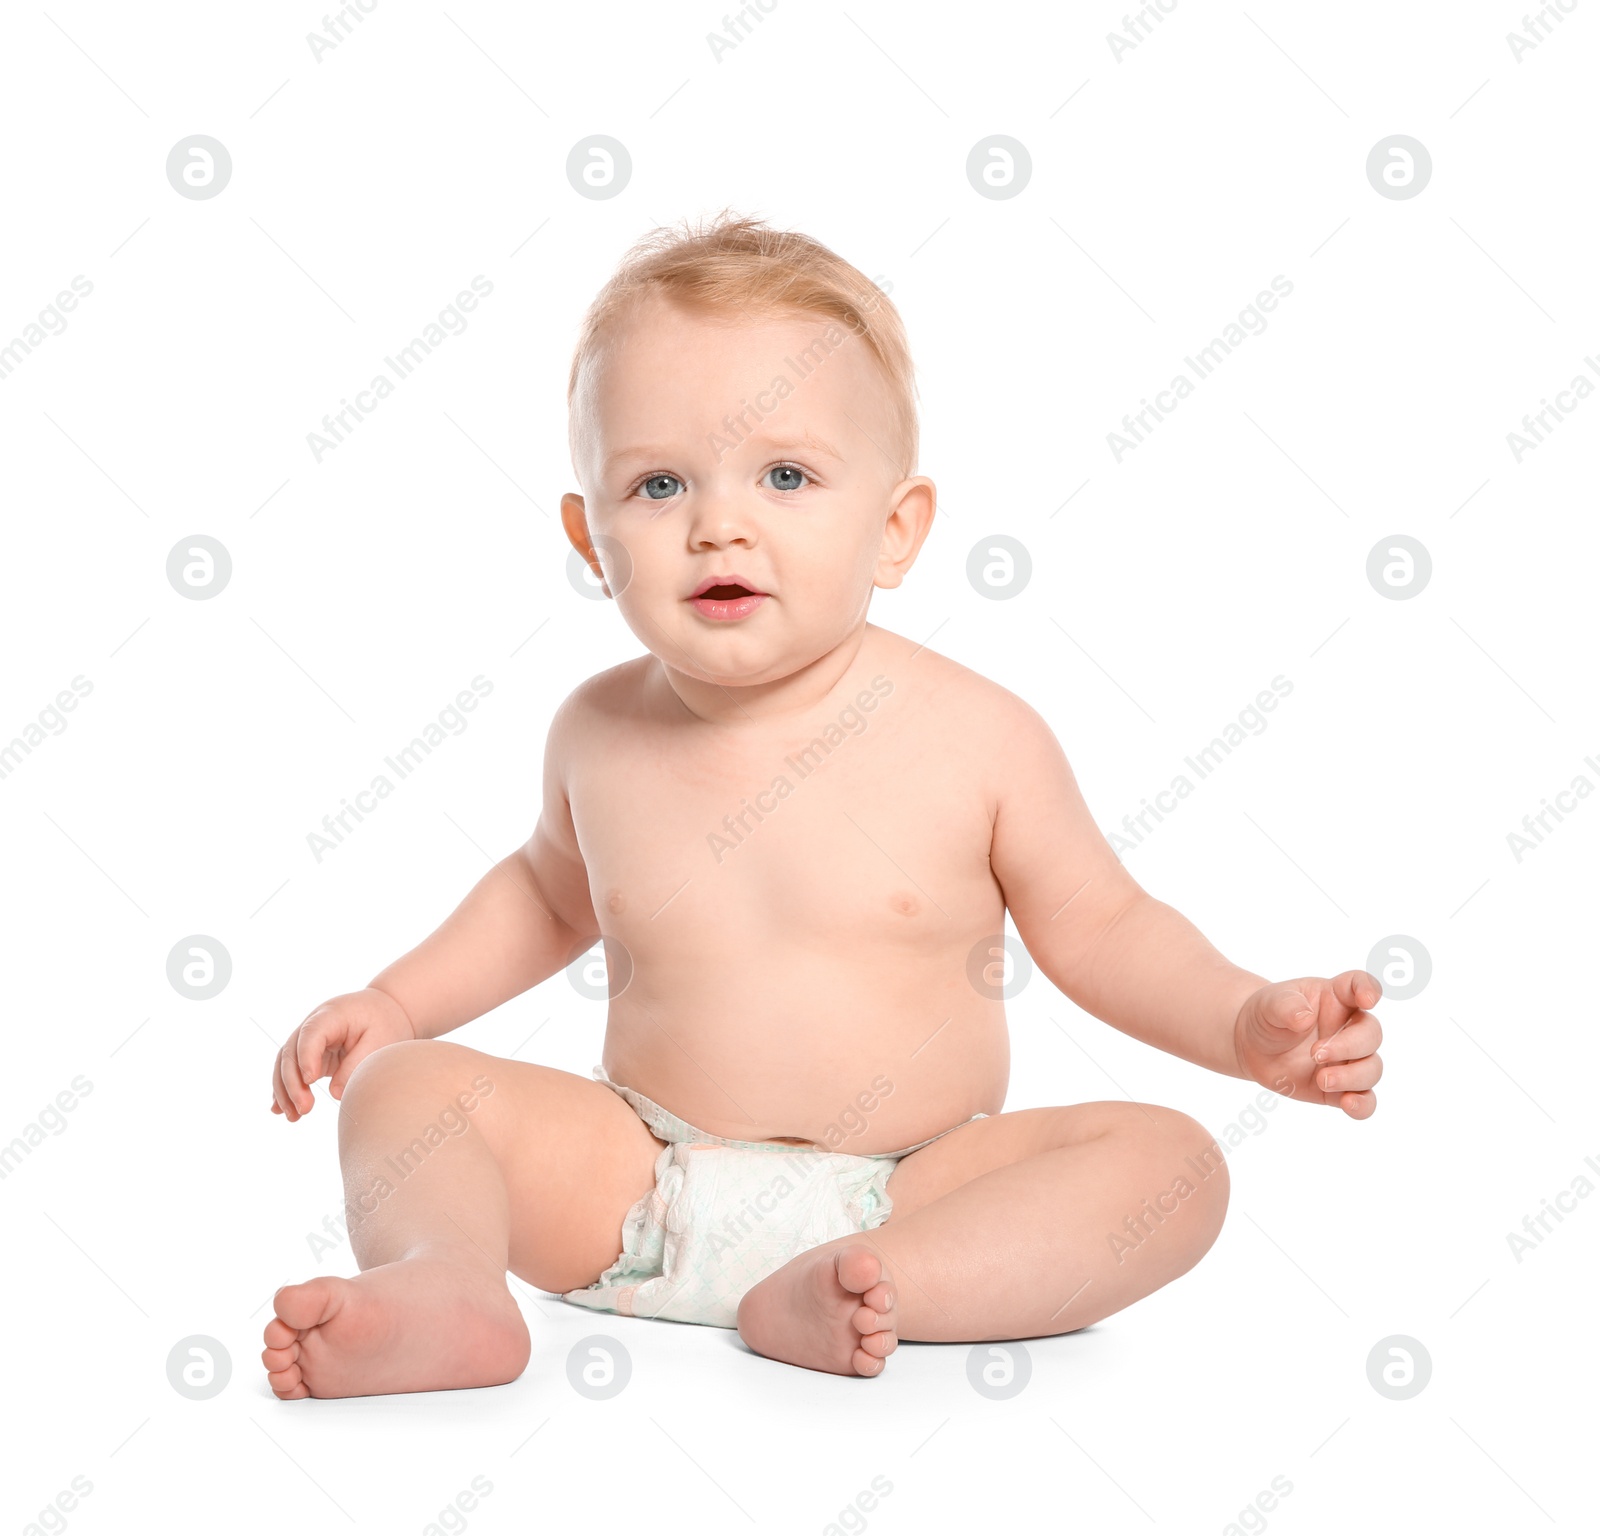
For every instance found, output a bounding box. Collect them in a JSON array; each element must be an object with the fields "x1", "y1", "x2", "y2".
[{"x1": 563, "y1": 1067, "x2": 987, "y2": 1330}]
